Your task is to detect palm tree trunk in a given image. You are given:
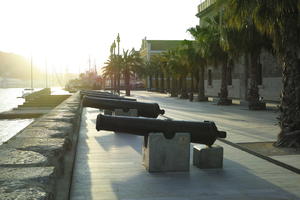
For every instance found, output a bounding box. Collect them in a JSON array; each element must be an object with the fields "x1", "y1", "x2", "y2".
[
  {"x1": 155, "y1": 73, "x2": 159, "y2": 92},
  {"x1": 276, "y1": 19, "x2": 300, "y2": 148},
  {"x1": 117, "y1": 73, "x2": 120, "y2": 94},
  {"x1": 166, "y1": 75, "x2": 170, "y2": 93},
  {"x1": 248, "y1": 51, "x2": 265, "y2": 110},
  {"x1": 195, "y1": 68, "x2": 199, "y2": 92},
  {"x1": 124, "y1": 70, "x2": 130, "y2": 96},
  {"x1": 244, "y1": 53, "x2": 249, "y2": 100},
  {"x1": 160, "y1": 72, "x2": 165, "y2": 93},
  {"x1": 112, "y1": 74, "x2": 116, "y2": 92},
  {"x1": 218, "y1": 58, "x2": 231, "y2": 105},
  {"x1": 170, "y1": 76, "x2": 178, "y2": 97},
  {"x1": 149, "y1": 75, "x2": 153, "y2": 91},
  {"x1": 197, "y1": 65, "x2": 207, "y2": 101},
  {"x1": 190, "y1": 74, "x2": 194, "y2": 92},
  {"x1": 189, "y1": 74, "x2": 194, "y2": 101},
  {"x1": 180, "y1": 75, "x2": 188, "y2": 99}
]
